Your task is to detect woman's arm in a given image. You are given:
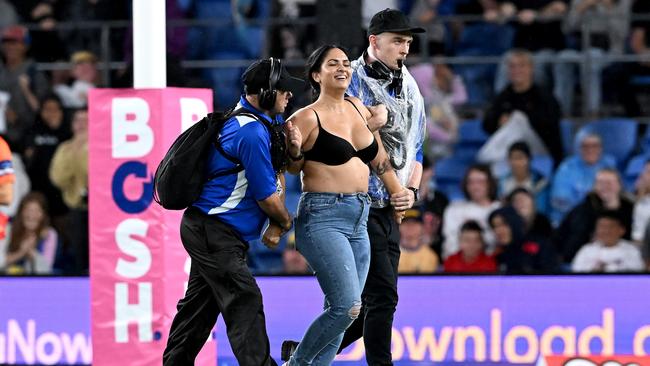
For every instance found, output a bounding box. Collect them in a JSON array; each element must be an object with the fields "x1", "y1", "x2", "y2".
[
  {"x1": 285, "y1": 119, "x2": 305, "y2": 175},
  {"x1": 285, "y1": 108, "x2": 317, "y2": 175},
  {"x1": 370, "y1": 131, "x2": 406, "y2": 223}
]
